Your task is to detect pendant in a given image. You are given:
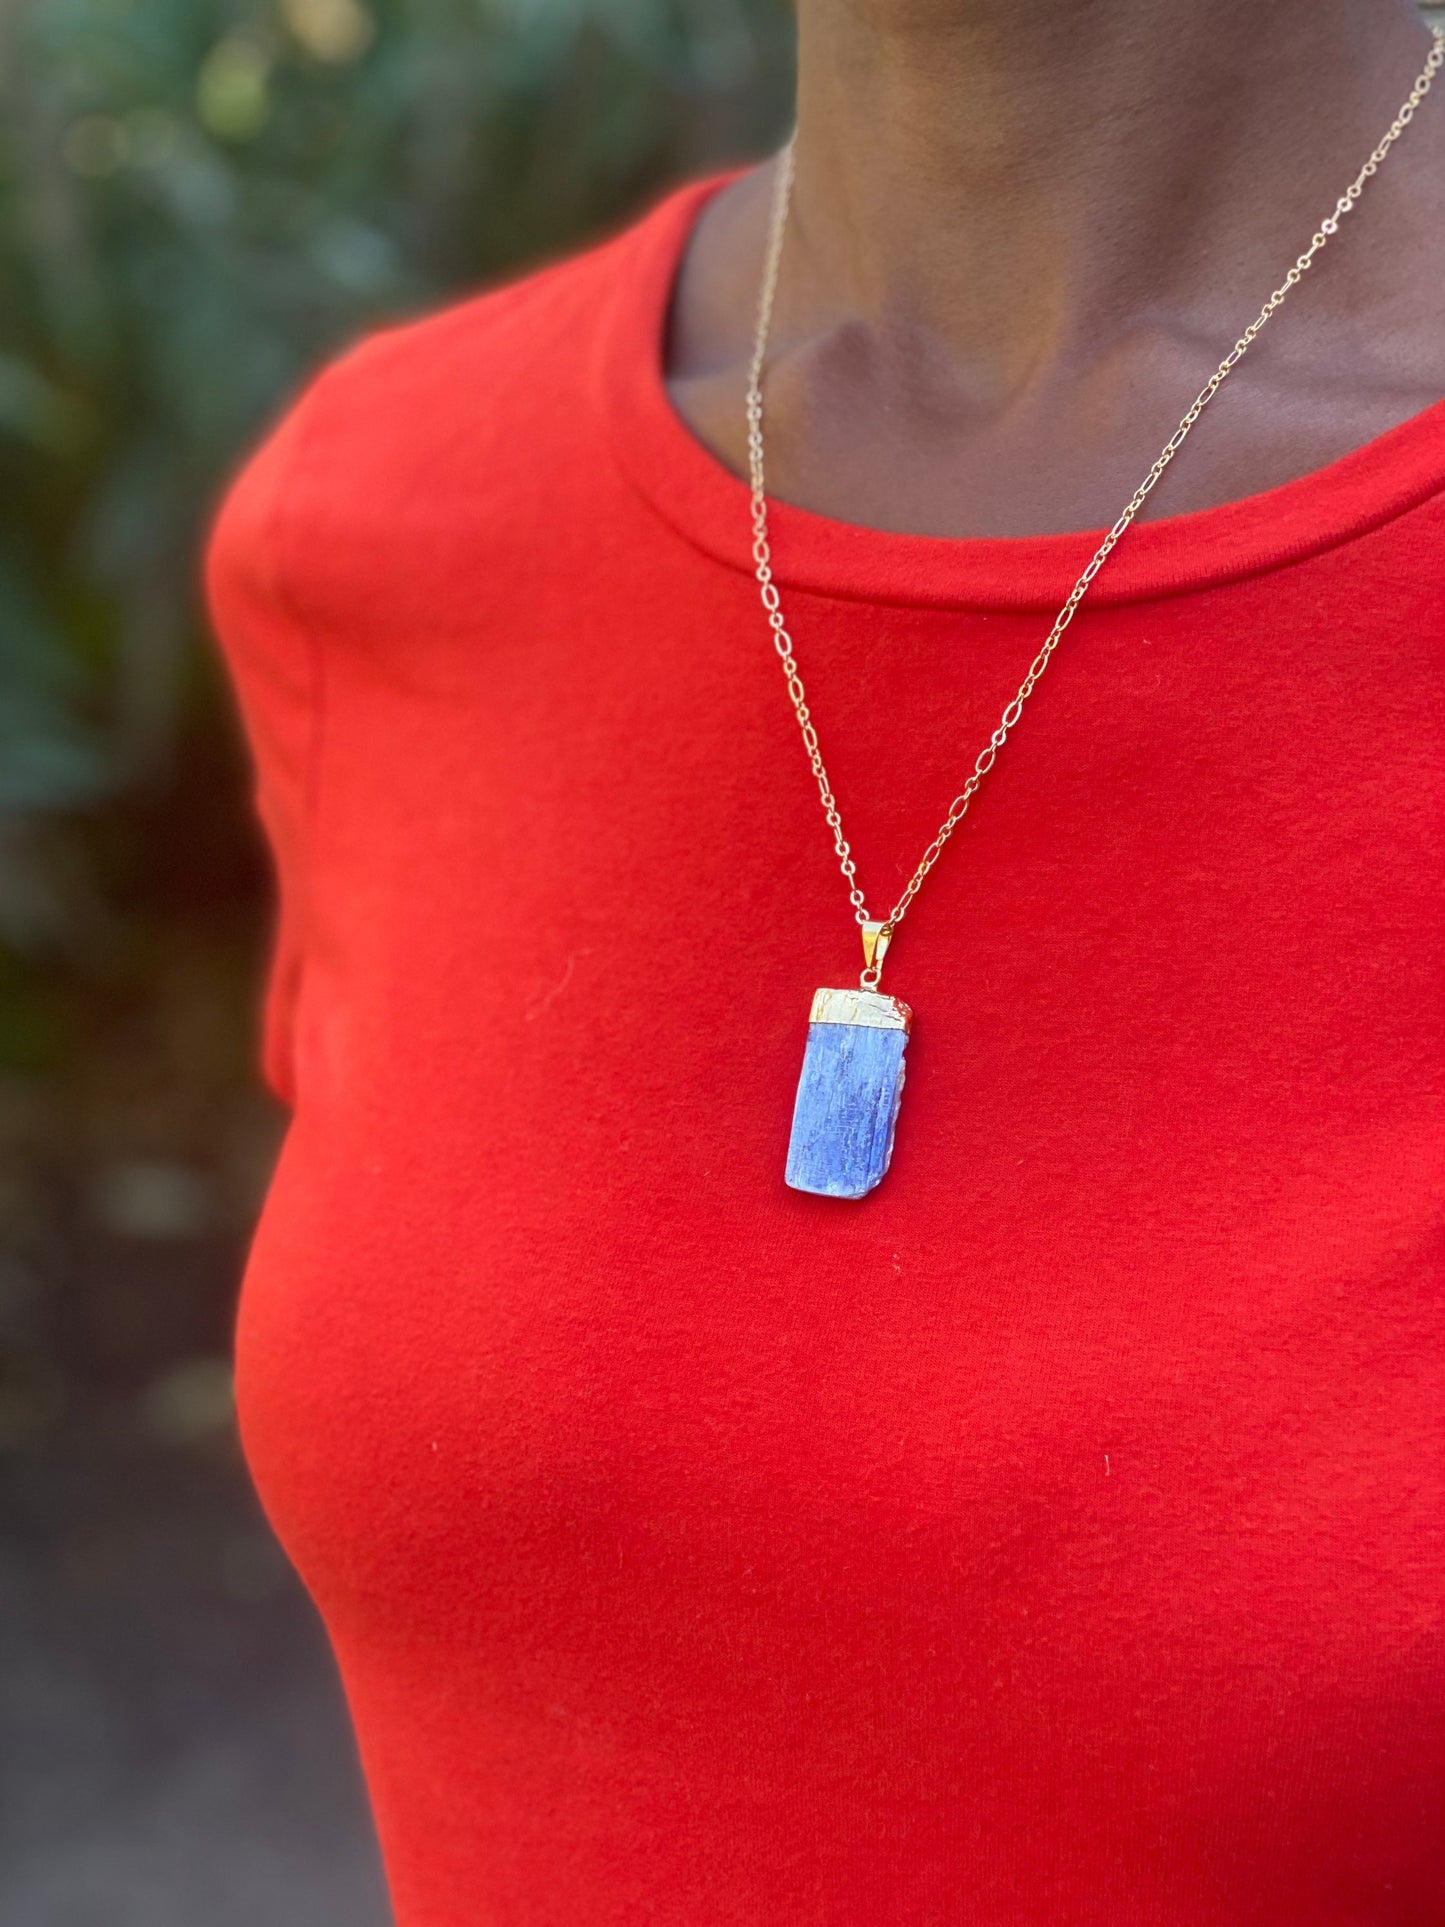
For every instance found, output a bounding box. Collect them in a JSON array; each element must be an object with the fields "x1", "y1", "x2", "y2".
[{"x1": 785, "y1": 981, "x2": 913, "y2": 1200}]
